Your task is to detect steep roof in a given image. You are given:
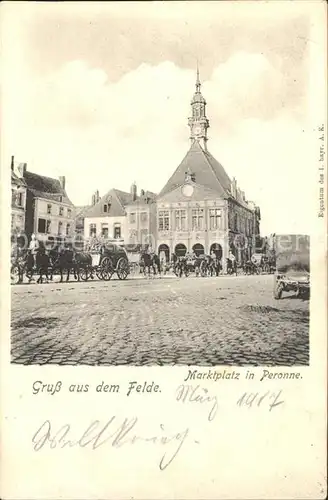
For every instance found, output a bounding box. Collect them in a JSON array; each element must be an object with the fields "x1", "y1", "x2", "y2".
[
  {"x1": 157, "y1": 182, "x2": 224, "y2": 203},
  {"x1": 11, "y1": 170, "x2": 27, "y2": 187},
  {"x1": 84, "y1": 188, "x2": 134, "y2": 218},
  {"x1": 159, "y1": 140, "x2": 232, "y2": 198},
  {"x1": 126, "y1": 190, "x2": 157, "y2": 206},
  {"x1": 24, "y1": 171, "x2": 73, "y2": 205},
  {"x1": 159, "y1": 140, "x2": 253, "y2": 210},
  {"x1": 75, "y1": 205, "x2": 91, "y2": 219}
]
